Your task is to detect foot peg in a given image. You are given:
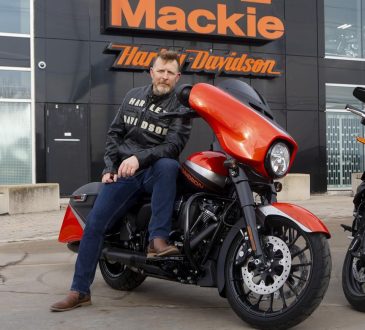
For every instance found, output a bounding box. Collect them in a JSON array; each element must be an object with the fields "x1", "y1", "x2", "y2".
[{"x1": 341, "y1": 224, "x2": 352, "y2": 232}]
